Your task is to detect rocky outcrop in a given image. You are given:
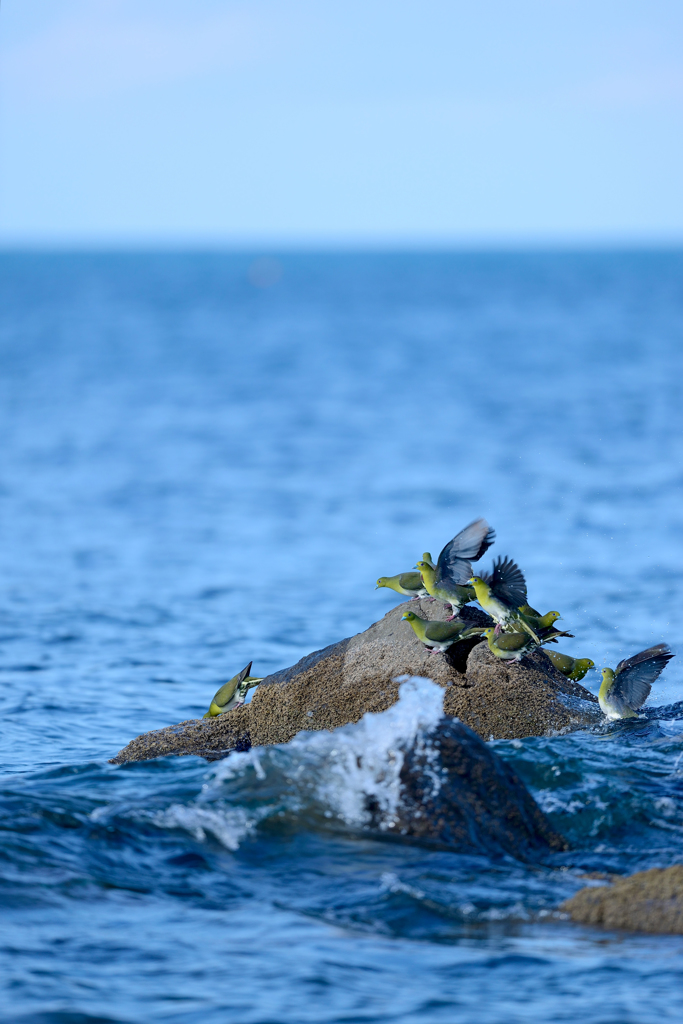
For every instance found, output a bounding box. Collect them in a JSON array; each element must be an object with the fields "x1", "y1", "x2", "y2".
[
  {"x1": 562, "y1": 866, "x2": 683, "y2": 933},
  {"x1": 111, "y1": 598, "x2": 601, "y2": 763},
  {"x1": 387, "y1": 715, "x2": 567, "y2": 856}
]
